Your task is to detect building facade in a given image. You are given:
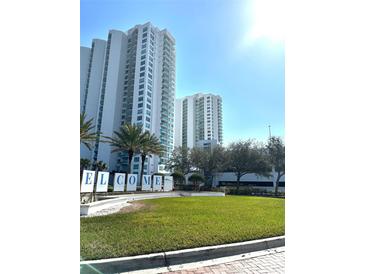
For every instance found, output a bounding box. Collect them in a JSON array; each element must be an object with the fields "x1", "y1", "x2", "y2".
[
  {"x1": 80, "y1": 22, "x2": 176, "y2": 175},
  {"x1": 174, "y1": 93, "x2": 223, "y2": 149}
]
